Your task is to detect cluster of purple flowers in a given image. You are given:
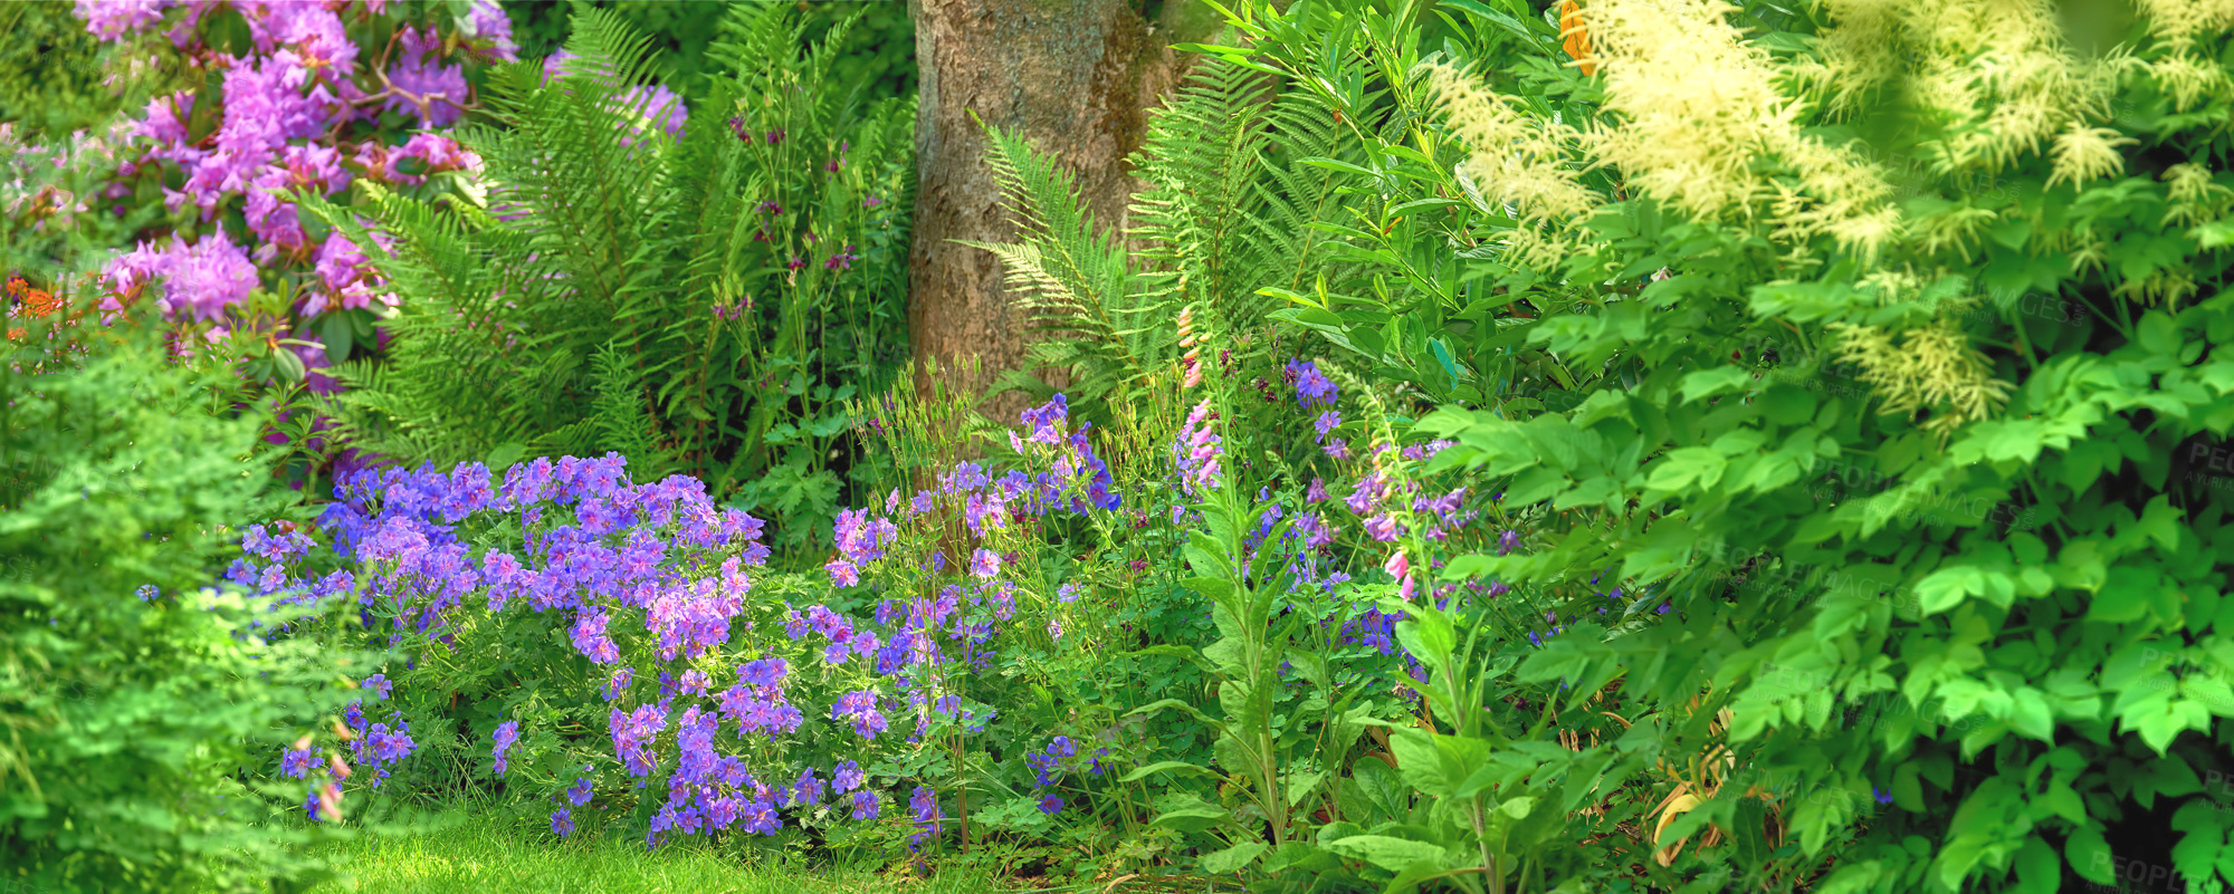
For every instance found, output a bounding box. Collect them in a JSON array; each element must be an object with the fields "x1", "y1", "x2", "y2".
[
  {"x1": 1285, "y1": 359, "x2": 1338, "y2": 409},
  {"x1": 492, "y1": 720, "x2": 519, "y2": 774},
  {"x1": 350, "y1": 718, "x2": 414, "y2": 789},
  {"x1": 1023, "y1": 735, "x2": 1081, "y2": 815},
  {"x1": 79, "y1": 0, "x2": 510, "y2": 346},
  {"x1": 1338, "y1": 442, "x2": 1481, "y2": 546},
  {"x1": 543, "y1": 50, "x2": 688, "y2": 145},
  {"x1": 908, "y1": 785, "x2": 944, "y2": 849},
  {"x1": 830, "y1": 394, "x2": 1118, "y2": 595},
  {"x1": 830, "y1": 689, "x2": 890, "y2": 741},
  {"x1": 224, "y1": 353, "x2": 1582, "y2": 852},
  {"x1": 228, "y1": 391, "x2": 1158, "y2": 848}
]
